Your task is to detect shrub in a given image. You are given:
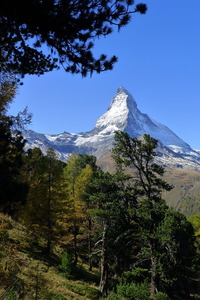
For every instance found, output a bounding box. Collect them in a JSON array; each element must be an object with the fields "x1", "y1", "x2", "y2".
[
  {"x1": 109, "y1": 282, "x2": 149, "y2": 300},
  {"x1": 59, "y1": 250, "x2": 73, "y2": 276},
  {"x1": 65, "y1": 282, "x2": 100, "y2": 300},
  {"x1": 8, "y1": 286, "x2": 16, "y2": 300},
  {"x1": 152, "y1": 292, "x2": 170, "y2": 300}
]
